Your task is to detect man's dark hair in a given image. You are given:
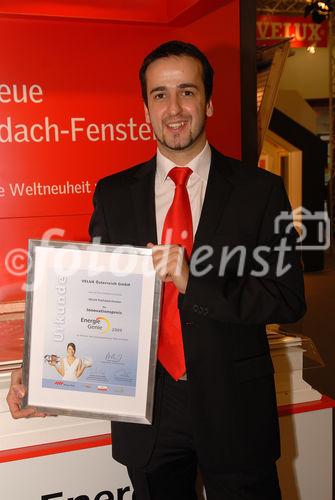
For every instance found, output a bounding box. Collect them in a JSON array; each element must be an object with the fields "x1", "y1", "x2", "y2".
[{"x1": 139, "y1": 40, "x2": 214, "y2": 106}]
